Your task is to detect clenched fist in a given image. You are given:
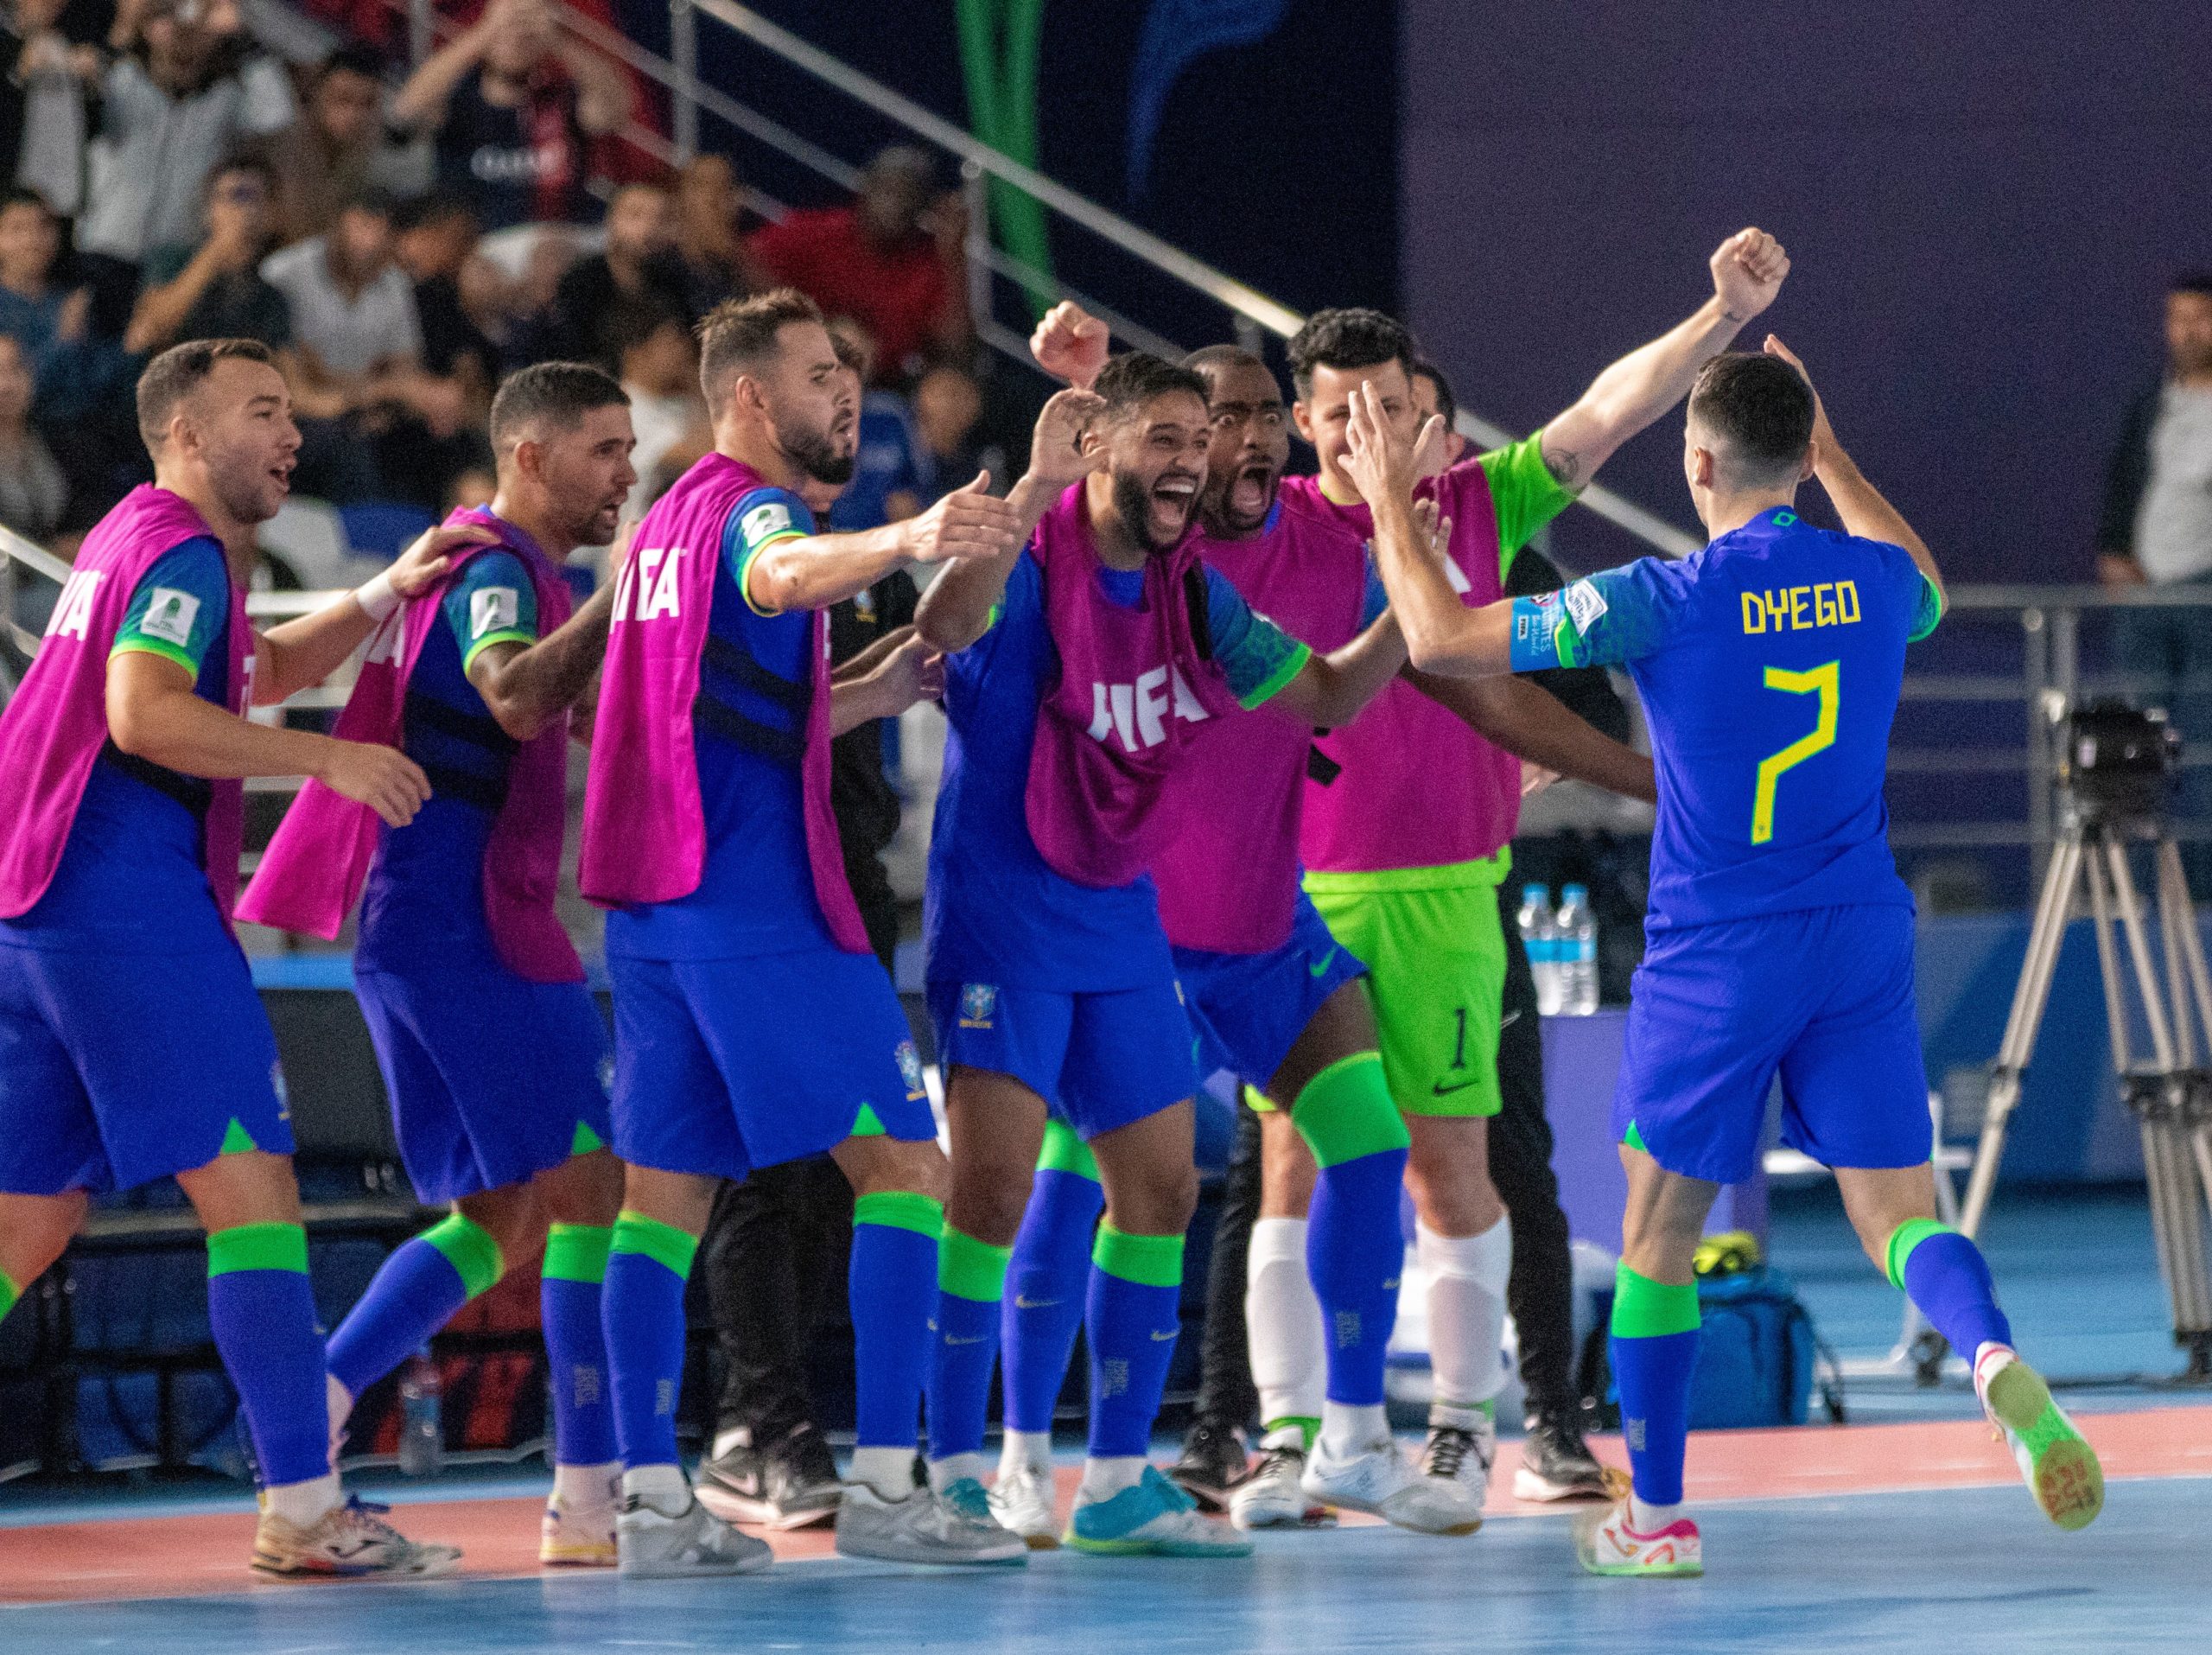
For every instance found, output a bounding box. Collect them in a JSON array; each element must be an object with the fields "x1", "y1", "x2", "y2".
[{"x1": 1711, "y1": 228, "x2": 1789, "y2": 324}]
